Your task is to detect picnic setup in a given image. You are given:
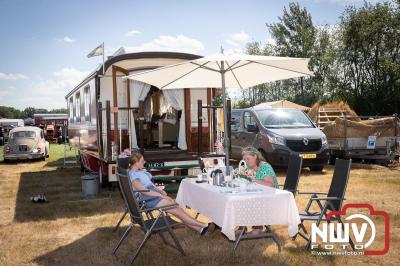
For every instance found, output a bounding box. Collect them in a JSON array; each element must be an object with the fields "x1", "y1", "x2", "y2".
[
  {"x1": 1, "y1": 1, "x2": 400, "y2": 265},
  {"x1": 79, "y1": 52, "x2": 359, "y2": 265}
]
